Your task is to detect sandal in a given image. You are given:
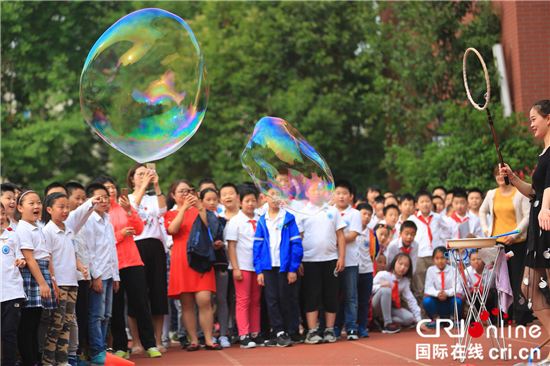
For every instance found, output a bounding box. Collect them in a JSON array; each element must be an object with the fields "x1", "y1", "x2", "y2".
[
  {"x1": 131, "y1": 346, "x2": 144, "y2": 355},
  {"x1": 205, "y1": 343, "x2": 222, "y2": 350},
  {"x1": 156, "y1": 344, "x2": 167, "y2": 353},
  {"x1": 186, "y1": 344, "x2": 200, "y2": 352}
]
